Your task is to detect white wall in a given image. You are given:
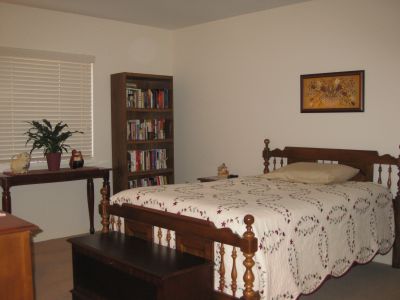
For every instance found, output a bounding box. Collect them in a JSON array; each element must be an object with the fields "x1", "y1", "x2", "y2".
[
  {"x1": 174, "y1": 0, "x2": 400, "y2": 181},
  {"x1": 173, "y1": 0, "x2": 400, "y2": 264},
  {"x1": 0, "y1": 2, "x2": 173, "y2": 241},
  {"x1": 1, "y1": 0, "x2": 398, "y2": 266}
]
